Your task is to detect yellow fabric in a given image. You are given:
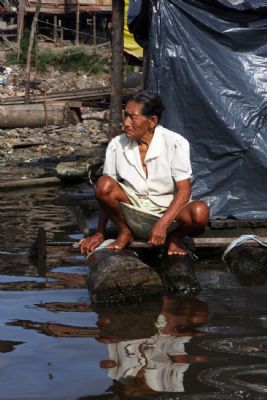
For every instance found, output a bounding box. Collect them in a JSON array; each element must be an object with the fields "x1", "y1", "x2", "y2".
[{"x1": 124, "y1": 0, "x2": 143, "y2": 59}]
